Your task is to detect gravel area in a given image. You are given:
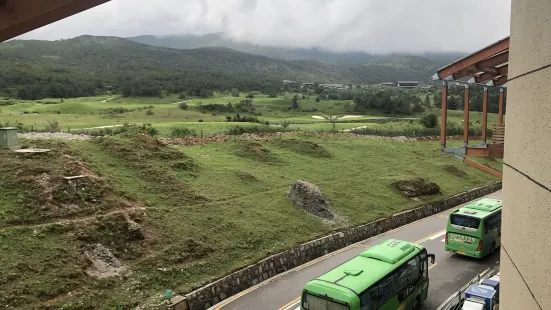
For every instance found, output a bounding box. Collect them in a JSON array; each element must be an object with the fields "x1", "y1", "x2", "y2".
[{"x1": 19, "y1": 132, "x2": 93, "y2": 140}]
